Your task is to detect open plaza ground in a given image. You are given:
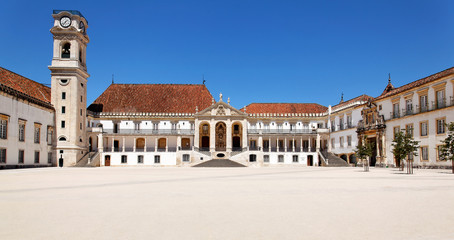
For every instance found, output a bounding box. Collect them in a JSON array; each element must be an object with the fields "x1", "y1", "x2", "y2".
[{"x1": 0, "y1": 166, "x2": 453, "y2": 240}]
